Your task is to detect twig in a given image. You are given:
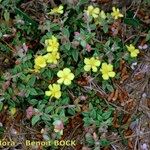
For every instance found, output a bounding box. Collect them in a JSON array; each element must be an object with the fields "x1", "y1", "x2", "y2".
[
  {"x1": 110, "y1": 131, "x2": 150, "y2": 144},
  {"x1": 49, "y1": 0, "x2": 56, "y2": 7},
  {"x1": 61, "y1": 123, "x2": 83, "y2": 150},
  {"x1": 84, "y1": 85, "x2": 131, "y2": 114},
  {"x1": 133, "y1": 0, "x2": 141, "y2": 18},
  {"x1": 0, "y1": 39, "x2": 15, "y2": 52}
]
